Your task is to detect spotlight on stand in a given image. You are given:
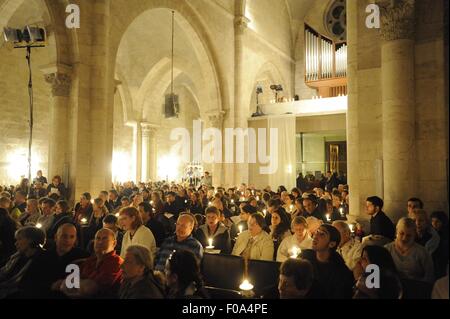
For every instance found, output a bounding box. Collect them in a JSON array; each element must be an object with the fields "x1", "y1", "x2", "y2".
[
  {"x1": 3, "y1": 25, "x2": 47, "y2": 188},
  {"x1": 252, "y1": 85, "x2": 265, "y2": 117},
  {"x1": 270, "y1": 84, "x2": 283, "y2": 103}
]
